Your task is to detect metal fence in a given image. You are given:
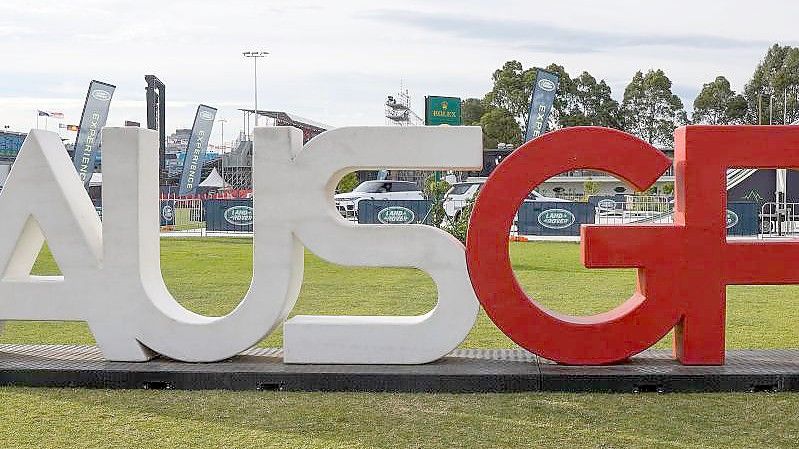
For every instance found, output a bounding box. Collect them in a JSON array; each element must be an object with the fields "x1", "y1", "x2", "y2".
[
  {"x1": 170, "y1": 199, "x2": 205, "y2": 232},
  {"x1": 595, "y1": 195, "x2": 673, "y2": 225},
  {"x1": 760, "y1": 202, "x2": 799, "y2": 236},
  {"x1": 593, "y1": 197, "x2": 759, "y2": 236}
]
